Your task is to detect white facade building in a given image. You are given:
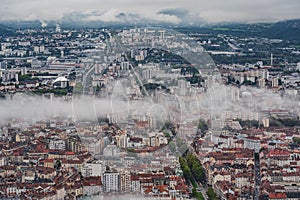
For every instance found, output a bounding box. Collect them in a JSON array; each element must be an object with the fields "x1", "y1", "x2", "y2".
[
  {"x1": 103, "y1": 172, "x2": 119, "y2": 192},
  {"x1": 81, "y1": 161, "x2": 105, "y2": 177}
]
